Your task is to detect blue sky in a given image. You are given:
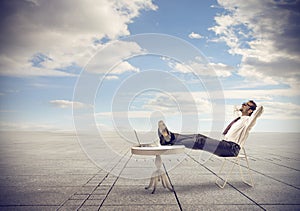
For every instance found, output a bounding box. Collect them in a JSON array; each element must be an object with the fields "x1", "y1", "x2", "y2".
[{"x1": 0, "y1": 0, "x2": 300, "y2": 133}]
